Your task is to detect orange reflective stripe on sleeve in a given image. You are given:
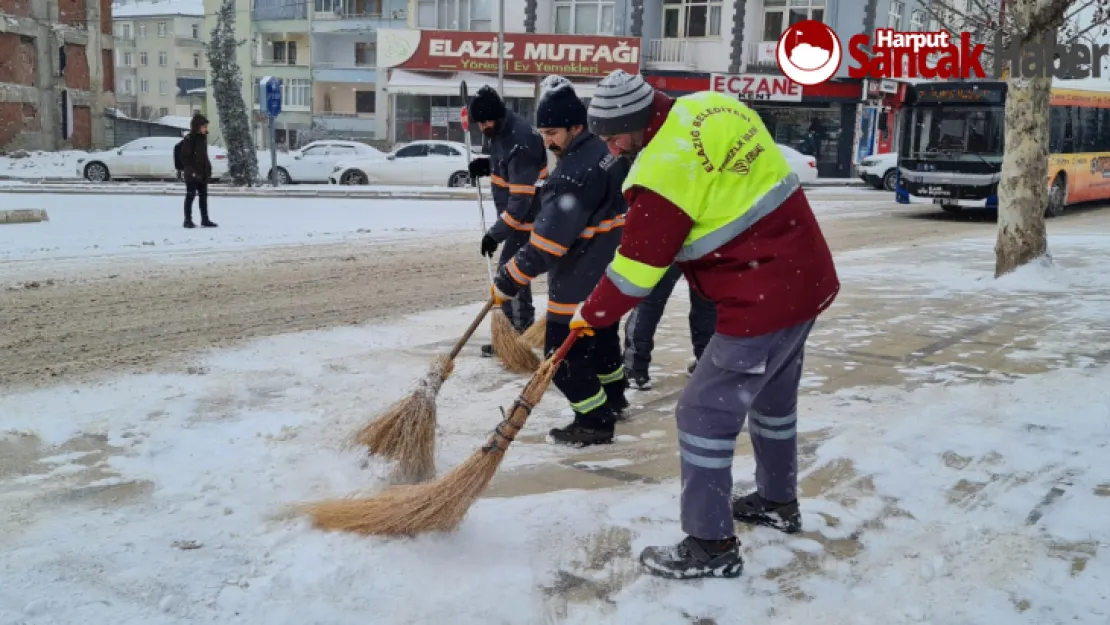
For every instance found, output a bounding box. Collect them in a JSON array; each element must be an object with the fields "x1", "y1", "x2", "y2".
[
  {"x1": 579, "y1": 214, "x2": 627, "y2": 239},
  {"x1": 538, "y1": 167, "x2": 549, "y2": 179},
  {"x1": 506, "y1": 258, "x2": 533, "y2": 285},
  {"x1": 500, "y1": 212, "x2": 533, "y2": 231},
  {"x1": 509, "y1": 184, "x2": 536, "y2": 195},
  {"x1": 490, "y1": 174, "x2": 508, "y2": 187},
  {"x1": 547, "y1": 300, "x2": 578, "y2": 316},
  {"x1": 529, "y1": 232, "x2": 568, "y2": 256}
]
